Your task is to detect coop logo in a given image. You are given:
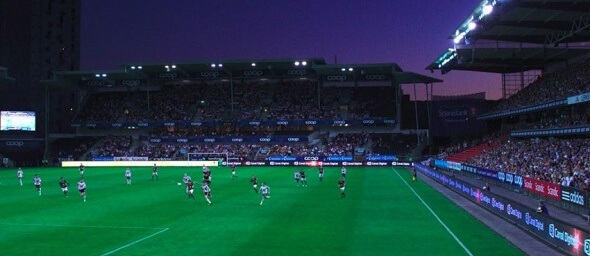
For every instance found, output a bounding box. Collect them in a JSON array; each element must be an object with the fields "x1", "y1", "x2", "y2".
[
  {"x1": 287, "y1": 138, "x2": 300, "y2": 142},
  {"x1": 333, "y1": 120, "x2": 345, "y2": 125},
  {"x1": 249, "y1": 121, "x2": 261, "y2": 126},
  {"x1": 286, "y1": 69, "x2": 307, "y2": 76},
  {"x1": 111, "y1": 123, "x2": 122, "y2": 127},
  {"x1": 243, "y1": 70, "x2": 263, "y2": 76},
  {"x1": 362, "y1": 120, "x2": 375, "y2": 124},
  {"x1": 304, "y1": 120, "x2": 317, "y2": 125},
  {"x1": 513, "y1": 175, "x2": 523, "y2": 187},
  {"x1": 137, "y1": 122, "x2": 149, "y2": 127},
  {"x1": 364, "y1": 74, "x2": 386, "y2": 80},
  {"x1": 276, "y1": 121, "x2": 289, "y2": 125},
  {"x1": 200, "y1": 71, "x2": 220, "y2": 78},
  {"x1": 562, "y1": 190, "x2": 585, "y2": 206},
  {"x1": 5, "y1": 141, "x2": 24, "y2": 147},
  {"x1": 190, "y1": 122, "x2": 202, "y2": 126},
  {"x1": 304, "y1": 157, "x2": 319, "y2": 161},
  {"x1": 87, "y1": 80, "x2": 105, "y2": 86},
  {"x1": 158, "y1": 72, "x2": 178, "y2": 79},
  {"x1": 176, "y1": 138, "x2": 188, "y2": 143},
  {"x1": 498, "y1": 172, "x2": 505, "y2": 182},
  {"x1": 383, "y1": 119, "x2": 395, "y2": 124},
  {"x1": 231, "y1": 138, "x2": 244, "y2": 142},
  {"x1": 204, "y1": 138, "x2": 216, "y2": 142},
  {"x1": 259, "y1": 138, "x2": 271, "y2": 142},
  {"x1": 164, "y1": 122, "x2": 175, "y2": 126},
  {"x1": 326, "y1": 75, "x2": 347, "y2": 81},
  {"x1": 121, "y1": 79, "x2": 141, "y2": 86}
]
